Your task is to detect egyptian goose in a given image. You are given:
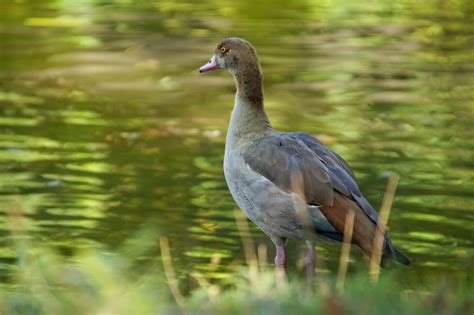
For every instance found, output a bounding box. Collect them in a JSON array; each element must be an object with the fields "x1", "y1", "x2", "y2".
[{"x1": 199, "y1": 37, "x2": 409, "y2": 279}]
